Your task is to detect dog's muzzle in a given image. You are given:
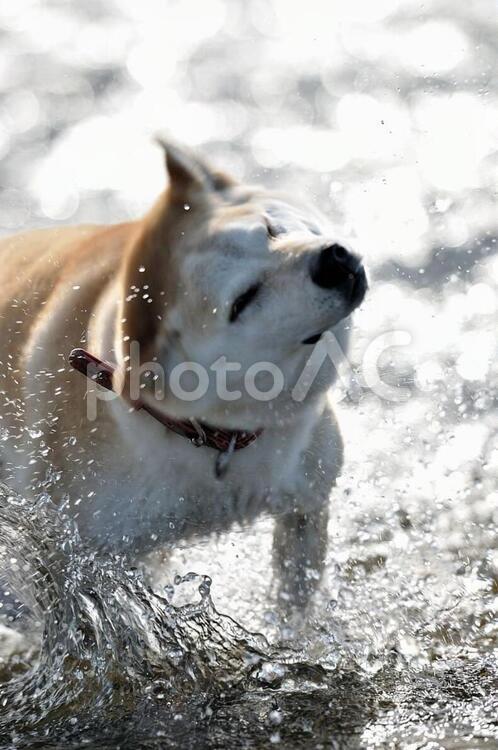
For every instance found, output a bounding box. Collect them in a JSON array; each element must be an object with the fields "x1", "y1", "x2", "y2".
[{"x1": 310, "y1": 243, "x2": 367, "y2": 308}]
